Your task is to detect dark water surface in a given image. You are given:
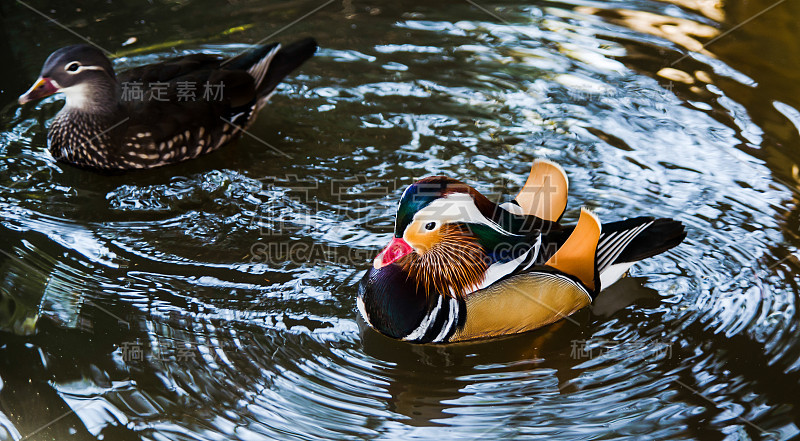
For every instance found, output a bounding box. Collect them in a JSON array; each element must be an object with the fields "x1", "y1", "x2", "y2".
[{"x1": 1, "y1": 0, "x2": 799, "y2": 439}]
